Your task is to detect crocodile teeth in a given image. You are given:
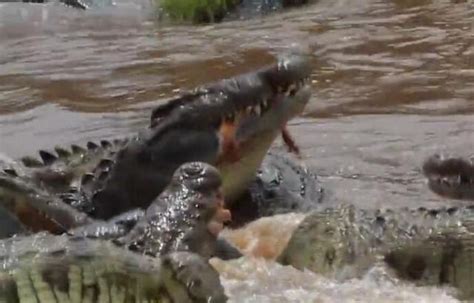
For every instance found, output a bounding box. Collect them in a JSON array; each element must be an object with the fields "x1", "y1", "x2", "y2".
[
  {"x1": 287, "y1": 84, "x2": 297, "y2": 96},
  {"x1": 54, "y1": 146, "x2": 71, "y2": 158},
  {"x1": 39, "y1": 150, "x2": 58, "y2": 165},
  {"x1": 71, "y1": 144, "x2": 86, "y2": 154},
  {"x1": 254, "y1": 105, "x2": 261, "y2": 116},
  {"x1": 245, "y1": 106, "x2": 252, "y2": 114},
  {"x1": 261, "y1": 99, "x2": 268, "y2": 110}
]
